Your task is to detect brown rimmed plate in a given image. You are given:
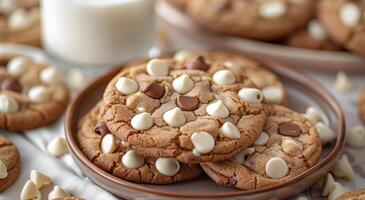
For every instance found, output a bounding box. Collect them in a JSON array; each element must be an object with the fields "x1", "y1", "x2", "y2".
[
  {"x1": 156, "y1": 0, "x2": 365, "y2": 73},
  {"x1": 65, "y1": 57, "x2": 345, "y2": 200}
]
